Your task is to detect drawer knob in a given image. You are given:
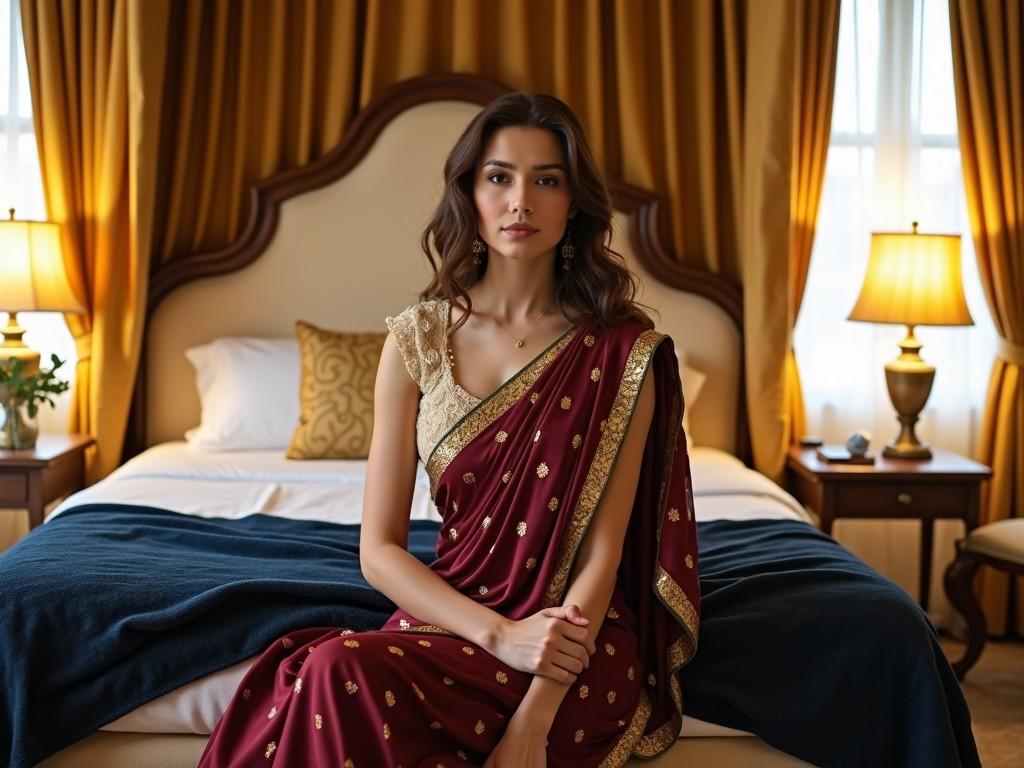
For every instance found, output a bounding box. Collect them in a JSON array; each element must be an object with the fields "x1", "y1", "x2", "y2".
[{"x1": 897, "y1": 492, "x2": 912, "y2": 505}]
